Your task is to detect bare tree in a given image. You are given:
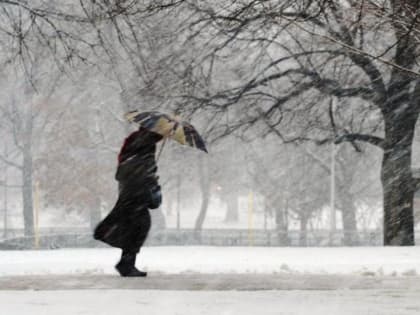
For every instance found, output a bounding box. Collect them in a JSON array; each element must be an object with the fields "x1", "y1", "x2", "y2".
[
  {"x1": 147, "y1": 0, "x2": 420, "y2": 245},
  {"x1": 0, "y1": 55, "x2": 65, "y2": 236},
  {"x1": 0, "y1": 0, "x2": 415, "y2": 247}
]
